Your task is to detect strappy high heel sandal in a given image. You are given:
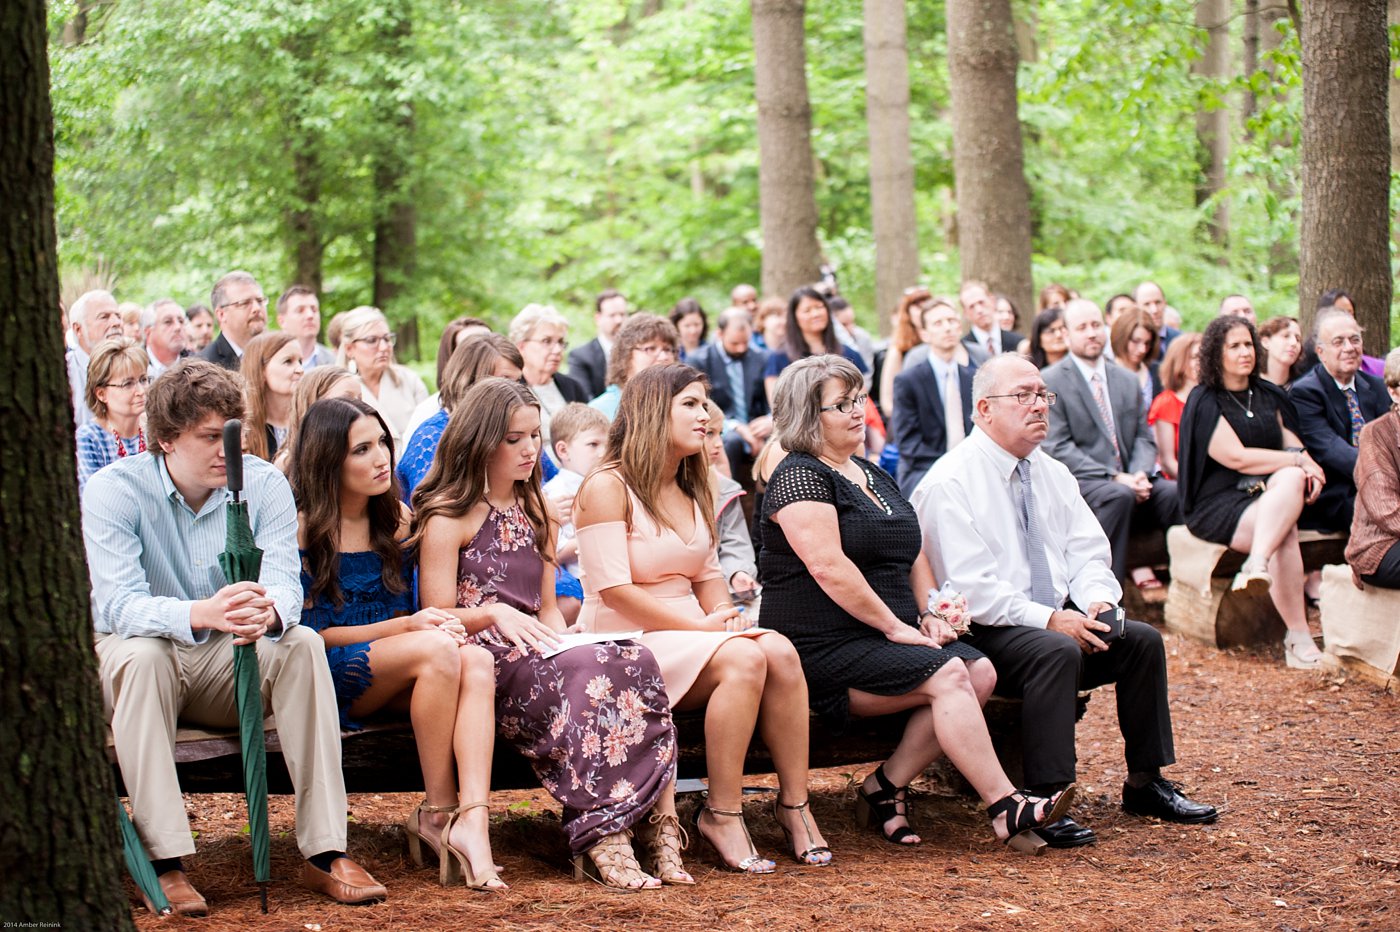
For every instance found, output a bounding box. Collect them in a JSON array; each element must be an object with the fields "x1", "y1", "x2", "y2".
[
  {"x1": 636, "y1": 812, "x2": 695, "y2": 885},
  {"x1": 573, "y1": 829, "x2": 661, "y2": 892},
  {"x1": 693, "y1": 805, "x2": 776, "y2": 874},
  {"x1": 405, "y1": 799, "x2": 457, "y2": 872},
  {"x1": 439, "y1": 802, "x2": 508, "y2": 891},
  {"x1": 854, "y1": 764, "x2": 920, "y2": 845},
  {"x1": 774, "y1": 798, "x2": 833, "y2": 866},
  {"x1": 987, "y1": 784, "x2": 1077, "y2": 855}
]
